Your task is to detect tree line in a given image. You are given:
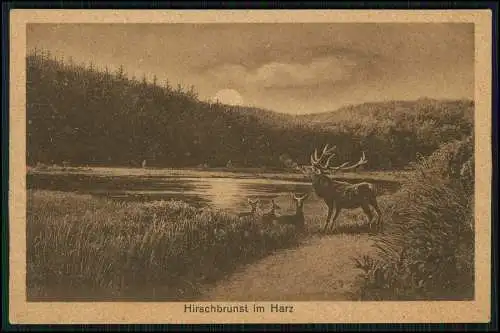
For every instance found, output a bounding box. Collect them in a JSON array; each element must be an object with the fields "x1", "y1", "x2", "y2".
[{"x1": 26, "y1": 49, "x2": 474, "y2": 171}]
